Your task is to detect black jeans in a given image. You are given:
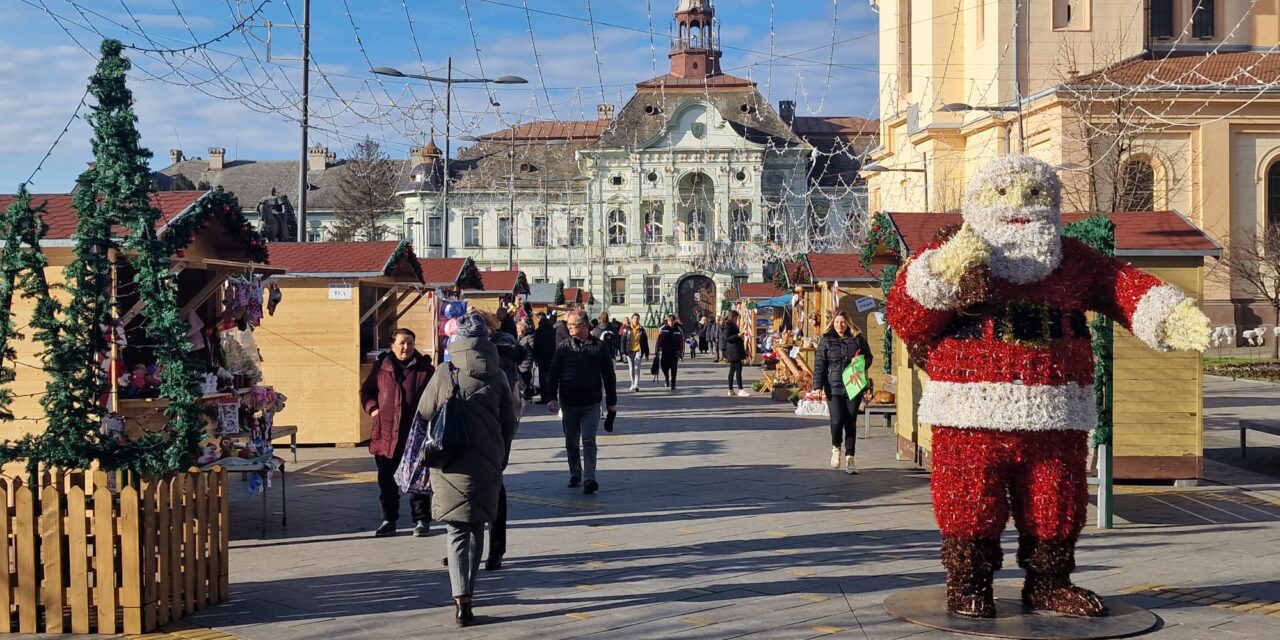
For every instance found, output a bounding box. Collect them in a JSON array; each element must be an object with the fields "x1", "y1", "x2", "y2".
[
  {"x1": 489, "y1": 484, "x2": 507, "y2": 559},
  {"x1": 537, "y1": 358, "x2": 553, "y2": 402},
  {"x1": 827, "y1": 392, "x2": 863, "y2": 457},
  {"x1": 519, "y1": 370, "x2": 534, "y2": 399},
  {"x1": 661, "y1": 359, "x2": 679, "y2": 388},
  {"x1": 374, "y1": 454, "x2": 431, "y2": 523},
  {"x1": 727, "y1": 361, "x2": 744, "y2": 391}
]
